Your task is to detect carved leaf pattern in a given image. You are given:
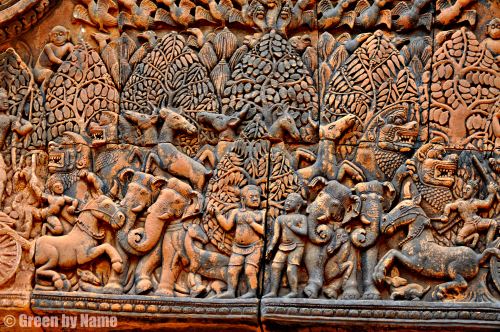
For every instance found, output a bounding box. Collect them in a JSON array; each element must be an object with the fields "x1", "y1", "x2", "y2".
[{"x1": 45, "y1": 42, "x2": 119, "y2": 141}]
